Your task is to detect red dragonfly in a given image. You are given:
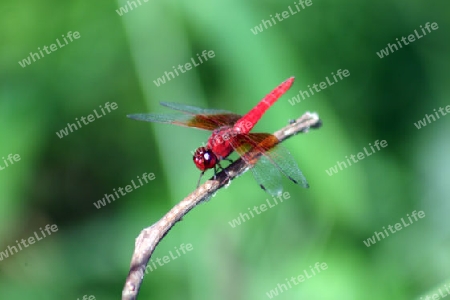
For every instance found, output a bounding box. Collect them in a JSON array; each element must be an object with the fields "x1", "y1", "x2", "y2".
[{"x1": 128, "y1": 77, "x2": 308, "y2": 195}]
